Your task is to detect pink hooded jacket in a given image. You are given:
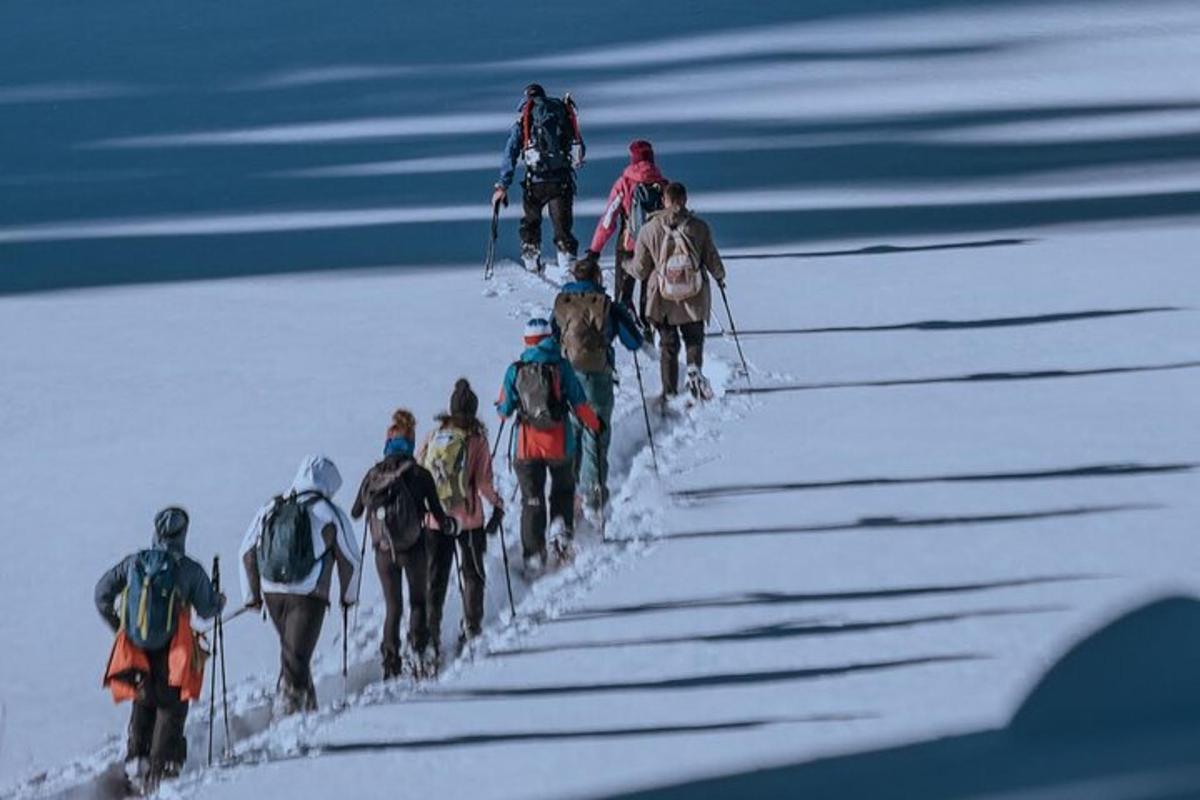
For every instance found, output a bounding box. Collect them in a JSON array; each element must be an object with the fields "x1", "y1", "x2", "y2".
[{"x1": 589, "y1": 141, "x2": 668, "y2": 254}]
